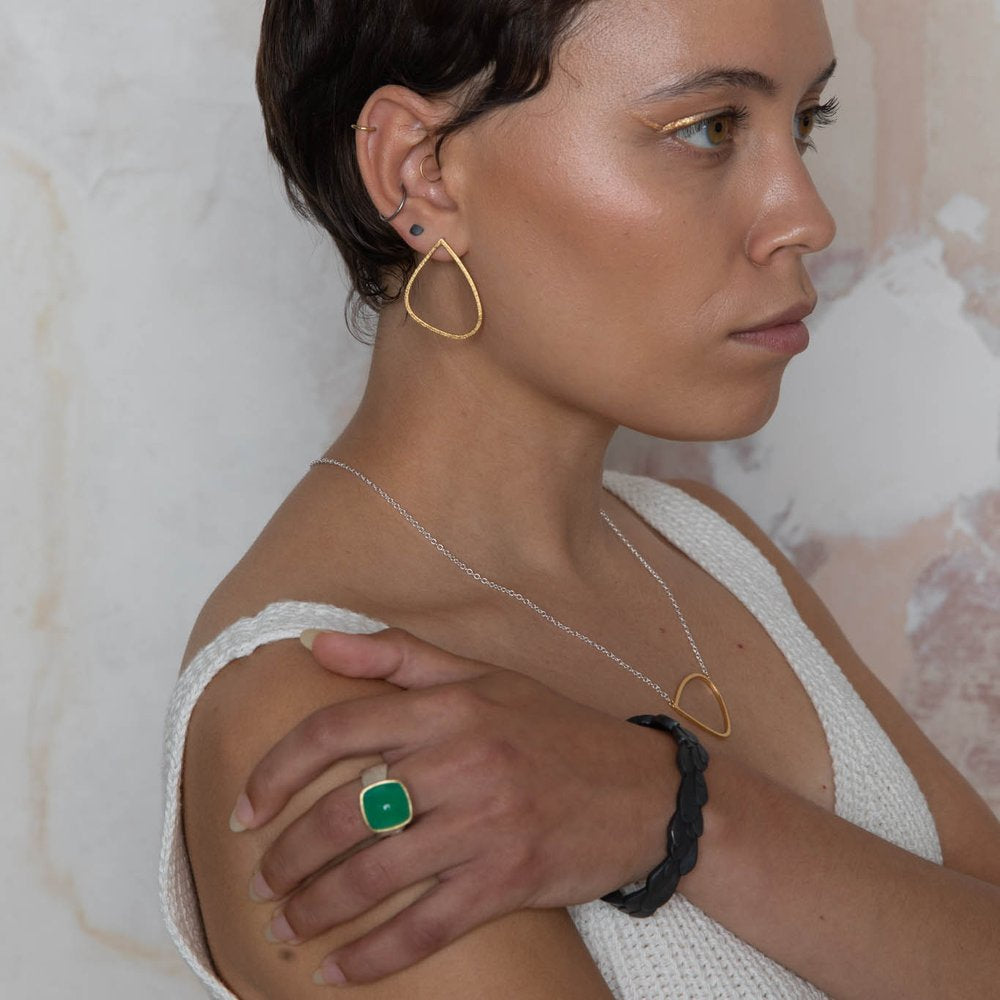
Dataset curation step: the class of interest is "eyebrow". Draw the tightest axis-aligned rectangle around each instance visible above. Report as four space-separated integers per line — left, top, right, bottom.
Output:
641 58 837 103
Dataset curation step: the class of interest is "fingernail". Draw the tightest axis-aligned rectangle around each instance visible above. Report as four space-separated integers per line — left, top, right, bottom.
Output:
313 958 347 986
229 793 254 833
249 870 275 902
265 912 299 945
300 629 322 651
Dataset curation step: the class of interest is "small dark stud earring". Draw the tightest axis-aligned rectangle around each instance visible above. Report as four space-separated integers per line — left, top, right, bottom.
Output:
409 224 425 236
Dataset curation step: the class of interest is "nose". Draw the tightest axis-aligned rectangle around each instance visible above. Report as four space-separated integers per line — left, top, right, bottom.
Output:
744 151 837 265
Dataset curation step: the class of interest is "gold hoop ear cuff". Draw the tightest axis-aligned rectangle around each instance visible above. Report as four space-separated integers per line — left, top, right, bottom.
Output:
404 238 483 341
419 154 440 182
351 123 377 132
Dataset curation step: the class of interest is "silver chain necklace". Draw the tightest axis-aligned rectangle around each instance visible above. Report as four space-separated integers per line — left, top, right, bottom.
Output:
311 458 732 738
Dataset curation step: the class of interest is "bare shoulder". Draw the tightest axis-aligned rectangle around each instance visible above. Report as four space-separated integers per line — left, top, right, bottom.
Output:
667 478 1000 882
179 475 355 671
180 469 487 672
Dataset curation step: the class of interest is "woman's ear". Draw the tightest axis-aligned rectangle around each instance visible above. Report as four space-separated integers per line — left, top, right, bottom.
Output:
353 86 469 257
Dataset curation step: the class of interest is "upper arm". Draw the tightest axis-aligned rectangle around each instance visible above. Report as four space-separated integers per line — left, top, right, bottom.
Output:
669 478 1000 886
182 637 613 999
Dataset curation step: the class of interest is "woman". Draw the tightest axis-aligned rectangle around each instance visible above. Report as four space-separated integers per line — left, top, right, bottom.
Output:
160 0 1000 997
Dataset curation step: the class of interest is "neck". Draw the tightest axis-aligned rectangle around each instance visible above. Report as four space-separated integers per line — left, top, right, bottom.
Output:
325 306 620 578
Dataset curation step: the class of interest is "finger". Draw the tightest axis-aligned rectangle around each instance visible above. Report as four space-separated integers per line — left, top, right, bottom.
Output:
234 684 491 831
301 627 494 687
251 779 372 904
271 812 469 946
233 691 429 832
253 746 453 902
312 873 499 986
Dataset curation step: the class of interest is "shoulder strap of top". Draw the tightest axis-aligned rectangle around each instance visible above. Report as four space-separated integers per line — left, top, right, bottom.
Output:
602 471 941 863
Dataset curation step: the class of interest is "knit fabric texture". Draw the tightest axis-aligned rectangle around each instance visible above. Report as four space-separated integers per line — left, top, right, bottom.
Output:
159 472 941 999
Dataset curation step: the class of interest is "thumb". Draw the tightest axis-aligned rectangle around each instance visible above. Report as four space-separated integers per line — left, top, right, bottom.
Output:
300 627 493 688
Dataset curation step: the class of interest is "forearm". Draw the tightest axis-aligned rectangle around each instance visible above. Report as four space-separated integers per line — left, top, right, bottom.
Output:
680 752 1000 1000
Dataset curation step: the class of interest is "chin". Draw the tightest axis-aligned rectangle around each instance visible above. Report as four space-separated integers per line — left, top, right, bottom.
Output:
725 392 783 440
625 384 784 443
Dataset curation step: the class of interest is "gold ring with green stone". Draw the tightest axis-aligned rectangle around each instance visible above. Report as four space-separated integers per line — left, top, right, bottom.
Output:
359 763 414 835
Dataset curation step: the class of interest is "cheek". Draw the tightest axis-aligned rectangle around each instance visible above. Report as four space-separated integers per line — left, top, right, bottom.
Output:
472 135 743 357
463 128 781 438
500 125 742 290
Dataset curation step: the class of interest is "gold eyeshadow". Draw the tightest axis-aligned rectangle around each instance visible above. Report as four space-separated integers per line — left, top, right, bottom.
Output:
632 111 714 135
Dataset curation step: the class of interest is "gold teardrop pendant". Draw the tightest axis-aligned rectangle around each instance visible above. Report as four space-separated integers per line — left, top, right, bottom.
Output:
403 237 483 341
671 673 732 739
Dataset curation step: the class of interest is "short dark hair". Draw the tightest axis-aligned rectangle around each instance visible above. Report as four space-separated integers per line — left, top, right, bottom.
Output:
256 0 593 338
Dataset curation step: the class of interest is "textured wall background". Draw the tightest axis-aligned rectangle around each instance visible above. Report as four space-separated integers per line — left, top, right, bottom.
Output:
2 2 997 996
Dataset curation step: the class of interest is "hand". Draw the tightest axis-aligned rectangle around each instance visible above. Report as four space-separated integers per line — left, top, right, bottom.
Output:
231 628 677 984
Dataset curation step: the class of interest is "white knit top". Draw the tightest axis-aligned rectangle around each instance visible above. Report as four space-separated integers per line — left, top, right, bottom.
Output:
160 472 942 999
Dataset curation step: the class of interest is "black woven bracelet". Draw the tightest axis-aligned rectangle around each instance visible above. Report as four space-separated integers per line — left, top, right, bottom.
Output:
601 714 710 918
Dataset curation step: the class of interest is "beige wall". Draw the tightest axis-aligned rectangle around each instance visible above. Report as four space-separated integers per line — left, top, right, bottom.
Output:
2 2 997 996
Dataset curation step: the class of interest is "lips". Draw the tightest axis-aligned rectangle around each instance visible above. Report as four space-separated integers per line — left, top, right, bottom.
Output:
732 300 817 336
728 300 816 356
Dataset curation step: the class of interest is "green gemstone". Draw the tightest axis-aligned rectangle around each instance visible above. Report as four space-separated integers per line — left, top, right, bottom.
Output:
360 780 413 833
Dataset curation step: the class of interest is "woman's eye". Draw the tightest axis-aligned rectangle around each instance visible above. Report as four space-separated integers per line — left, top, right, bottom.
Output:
673 113 737 149
655 98 837 155
797 109 817 141
796 97 839 150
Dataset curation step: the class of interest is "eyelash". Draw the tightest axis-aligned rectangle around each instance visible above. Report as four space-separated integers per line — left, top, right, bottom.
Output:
797 96 840 151
662 96 840 158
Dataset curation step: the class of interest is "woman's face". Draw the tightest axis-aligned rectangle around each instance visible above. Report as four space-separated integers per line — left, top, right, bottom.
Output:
450 0 837 441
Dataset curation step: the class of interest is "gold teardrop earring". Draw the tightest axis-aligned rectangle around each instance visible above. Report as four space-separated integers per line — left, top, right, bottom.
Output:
403 238 483 341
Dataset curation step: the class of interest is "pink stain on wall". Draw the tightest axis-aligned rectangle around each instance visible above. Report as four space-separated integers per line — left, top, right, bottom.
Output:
903 490 1000 813
802 512 953 693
